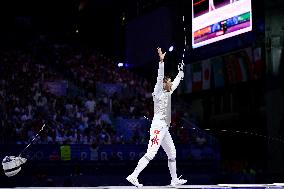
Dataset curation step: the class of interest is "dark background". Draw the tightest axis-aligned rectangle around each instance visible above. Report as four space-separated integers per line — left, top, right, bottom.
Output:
0 0 284 187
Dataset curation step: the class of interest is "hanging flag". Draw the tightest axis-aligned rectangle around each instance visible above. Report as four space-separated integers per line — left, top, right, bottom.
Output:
253 47 265 79
224 48 252 83
184 64 192 93
192 62 202 92
237 56 248 82
232 53 243 82
244 47 254 80
235 48 255 82
202 59 211 90
224 54 237 84
211 56 225 88
236 50 250 82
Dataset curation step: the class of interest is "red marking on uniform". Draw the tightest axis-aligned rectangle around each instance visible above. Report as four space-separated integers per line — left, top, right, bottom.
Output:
154 130 160 134
151 135 159 147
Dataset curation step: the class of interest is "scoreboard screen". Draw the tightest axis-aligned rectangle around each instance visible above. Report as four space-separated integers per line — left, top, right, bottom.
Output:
192 0 252 48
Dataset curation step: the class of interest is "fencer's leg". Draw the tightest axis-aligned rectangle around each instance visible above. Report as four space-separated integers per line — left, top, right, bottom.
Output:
161 129 177 180
131 124 167 177
127 123 167 187
161 129 187 186
131 156 150 178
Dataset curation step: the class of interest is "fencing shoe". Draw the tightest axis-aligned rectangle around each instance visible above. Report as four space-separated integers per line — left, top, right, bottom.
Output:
126 174 143 188
170 175 187 187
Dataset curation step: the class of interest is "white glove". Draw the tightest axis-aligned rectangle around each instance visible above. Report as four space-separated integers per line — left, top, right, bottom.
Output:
179 71 184 80
178 62 184 71
178 63 184 80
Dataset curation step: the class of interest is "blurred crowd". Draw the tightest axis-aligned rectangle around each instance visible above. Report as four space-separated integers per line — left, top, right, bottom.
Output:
0 39 202 146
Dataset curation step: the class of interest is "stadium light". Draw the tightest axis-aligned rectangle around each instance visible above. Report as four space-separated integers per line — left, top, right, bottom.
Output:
117 63 124 67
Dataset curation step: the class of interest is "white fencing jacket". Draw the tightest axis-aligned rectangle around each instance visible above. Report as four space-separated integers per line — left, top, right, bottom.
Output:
152 62 184 126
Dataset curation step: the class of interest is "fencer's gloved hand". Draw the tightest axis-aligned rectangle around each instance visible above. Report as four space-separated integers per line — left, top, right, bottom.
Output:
178 62 184 71
178 62 184 80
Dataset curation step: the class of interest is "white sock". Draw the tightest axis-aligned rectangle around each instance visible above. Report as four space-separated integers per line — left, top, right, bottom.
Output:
131 156 150 178
168 159 177 180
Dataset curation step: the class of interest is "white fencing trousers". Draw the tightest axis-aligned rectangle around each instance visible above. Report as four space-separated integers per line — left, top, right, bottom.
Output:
145 119 176 160
131 119 177 179
209 0 215 11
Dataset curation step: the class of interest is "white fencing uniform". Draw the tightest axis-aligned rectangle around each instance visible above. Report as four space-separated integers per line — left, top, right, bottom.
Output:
129 61 184 182
146 61 183 160
209 0 215 11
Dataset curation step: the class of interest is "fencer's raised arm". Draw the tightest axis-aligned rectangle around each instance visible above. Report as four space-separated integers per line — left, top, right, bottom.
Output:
153 48 166 96
170 62 184 94
153 61 164 96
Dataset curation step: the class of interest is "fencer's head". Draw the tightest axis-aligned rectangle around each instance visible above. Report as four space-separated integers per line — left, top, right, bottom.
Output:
163 76 172 92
